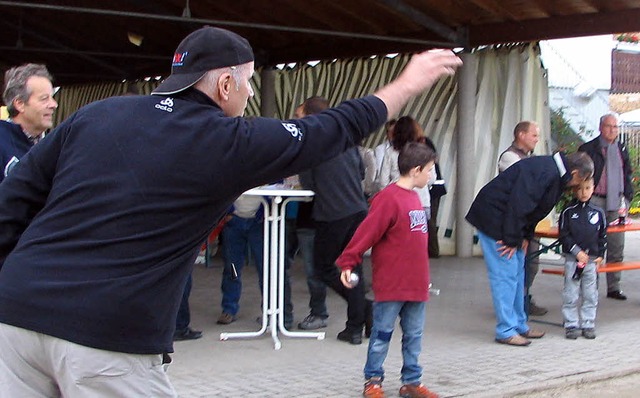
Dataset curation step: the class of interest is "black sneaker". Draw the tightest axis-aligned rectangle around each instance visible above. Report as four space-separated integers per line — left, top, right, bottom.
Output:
606 290 627 300
173 327 203 341
298 314 328 330
337 328 362 345
565 328 580 340
582 328 596 339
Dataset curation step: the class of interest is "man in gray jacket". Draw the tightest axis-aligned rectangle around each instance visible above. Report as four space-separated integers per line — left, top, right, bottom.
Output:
299 96 372 345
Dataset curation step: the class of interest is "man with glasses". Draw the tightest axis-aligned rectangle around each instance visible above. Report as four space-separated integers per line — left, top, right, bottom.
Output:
579 113 633 301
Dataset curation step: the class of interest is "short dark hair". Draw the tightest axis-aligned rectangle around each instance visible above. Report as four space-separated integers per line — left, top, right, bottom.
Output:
3 63 53 117
565 152 594 180
302 96 329 116
398 142 436 175
578 175 594 184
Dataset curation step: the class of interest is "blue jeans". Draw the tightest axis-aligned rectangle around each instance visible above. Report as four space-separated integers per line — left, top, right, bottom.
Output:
220 215 264 316
297 228 328 318
364 301 426 385
478 231 529 339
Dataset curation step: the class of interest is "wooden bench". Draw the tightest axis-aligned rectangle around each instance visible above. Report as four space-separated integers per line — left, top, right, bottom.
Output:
542 261 640 276
537 222 640 276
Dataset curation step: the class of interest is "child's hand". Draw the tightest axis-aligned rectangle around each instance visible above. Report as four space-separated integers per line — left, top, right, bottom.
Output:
576 251 589 264
340 269 354 289
595 257 604 268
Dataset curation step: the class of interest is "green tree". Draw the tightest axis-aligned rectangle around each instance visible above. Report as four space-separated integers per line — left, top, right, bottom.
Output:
550 107 584 213
550 107 583 153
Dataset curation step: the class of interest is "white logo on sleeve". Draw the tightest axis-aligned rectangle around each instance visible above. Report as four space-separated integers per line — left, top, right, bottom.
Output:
4 156 19 177
155 97 174 113
282 123 303 141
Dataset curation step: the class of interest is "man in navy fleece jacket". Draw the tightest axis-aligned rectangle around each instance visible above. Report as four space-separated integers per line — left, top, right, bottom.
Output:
0 26 461 396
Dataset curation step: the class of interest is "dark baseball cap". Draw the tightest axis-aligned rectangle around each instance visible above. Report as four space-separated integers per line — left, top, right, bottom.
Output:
153 26 254 96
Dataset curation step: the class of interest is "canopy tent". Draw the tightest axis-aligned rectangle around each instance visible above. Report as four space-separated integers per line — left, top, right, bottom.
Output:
2 1 636 255
50 43 549 256
1 1 640 86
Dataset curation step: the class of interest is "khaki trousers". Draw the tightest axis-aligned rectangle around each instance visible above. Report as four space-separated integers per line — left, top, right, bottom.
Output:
0 322 177 398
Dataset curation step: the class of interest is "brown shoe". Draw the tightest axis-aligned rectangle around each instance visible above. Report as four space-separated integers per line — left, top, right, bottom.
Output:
528 301 548 316
495 334 531 346
399 383 439 398
521 329 545 339
216 312 236 325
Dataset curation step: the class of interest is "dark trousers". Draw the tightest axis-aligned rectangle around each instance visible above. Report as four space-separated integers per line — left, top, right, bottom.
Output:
314 211 367 332
175 273 192 332
428 196 441 258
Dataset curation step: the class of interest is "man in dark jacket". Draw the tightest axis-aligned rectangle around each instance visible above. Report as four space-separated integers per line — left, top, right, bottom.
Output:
299 97 370 345
0 63 57 183
0 26 462 396
466 152 593 347
578 113 633 301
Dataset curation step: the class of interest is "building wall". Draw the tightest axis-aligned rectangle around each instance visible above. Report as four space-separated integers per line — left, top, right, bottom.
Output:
548 86 610 141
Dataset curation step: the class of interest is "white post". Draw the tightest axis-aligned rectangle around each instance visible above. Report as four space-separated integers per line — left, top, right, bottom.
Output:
456 52 478 258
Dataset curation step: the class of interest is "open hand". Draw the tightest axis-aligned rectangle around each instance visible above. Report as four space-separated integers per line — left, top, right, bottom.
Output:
398 50 463 97
496 240 517 259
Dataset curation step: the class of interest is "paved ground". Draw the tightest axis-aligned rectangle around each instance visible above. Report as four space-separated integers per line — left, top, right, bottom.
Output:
168 233 640 397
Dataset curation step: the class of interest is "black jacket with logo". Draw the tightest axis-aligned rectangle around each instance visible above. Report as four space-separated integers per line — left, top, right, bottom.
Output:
0 88 386 354
559 200 607 258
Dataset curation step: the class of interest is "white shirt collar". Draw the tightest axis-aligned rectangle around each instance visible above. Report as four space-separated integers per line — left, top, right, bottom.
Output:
553 152 566 177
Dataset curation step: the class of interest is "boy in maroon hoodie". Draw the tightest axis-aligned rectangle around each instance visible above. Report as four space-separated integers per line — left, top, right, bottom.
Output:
337 142 438 398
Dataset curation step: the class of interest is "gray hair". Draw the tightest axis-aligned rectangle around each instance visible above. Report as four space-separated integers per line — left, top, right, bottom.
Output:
196 64 250 94
565 151 594 180
3 63 53 118
599 113 619 126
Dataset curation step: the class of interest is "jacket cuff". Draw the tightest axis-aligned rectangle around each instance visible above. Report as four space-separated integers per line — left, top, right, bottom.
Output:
570 244 582 257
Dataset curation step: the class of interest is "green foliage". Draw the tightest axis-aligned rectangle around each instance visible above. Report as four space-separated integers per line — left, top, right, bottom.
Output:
550 107 583 153
550 107 582 213
549 108 640 214
628 145 640 209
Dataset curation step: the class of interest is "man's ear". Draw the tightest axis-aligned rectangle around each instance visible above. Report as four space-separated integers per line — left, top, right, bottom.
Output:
12 98 25 114
216 72 233 102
